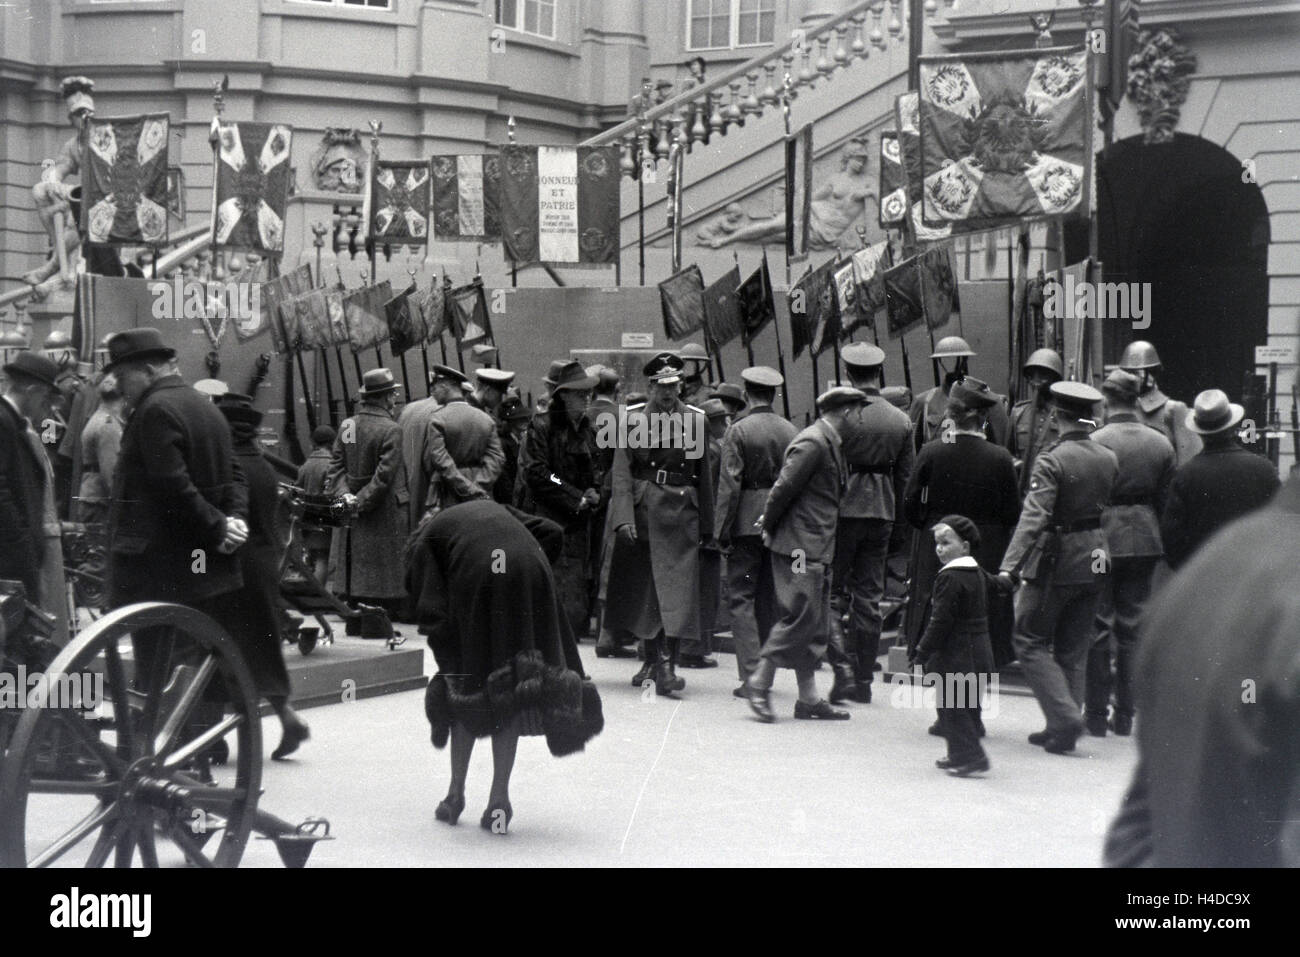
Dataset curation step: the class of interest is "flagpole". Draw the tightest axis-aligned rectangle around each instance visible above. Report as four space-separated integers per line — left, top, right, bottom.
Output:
311 222 341 427
736 251 756 367
763 248 792 420
857 225 881 348
884 235 913 393
366 120 382 373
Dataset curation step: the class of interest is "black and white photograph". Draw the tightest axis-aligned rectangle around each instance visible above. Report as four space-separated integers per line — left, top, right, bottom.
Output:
0 0 1294 936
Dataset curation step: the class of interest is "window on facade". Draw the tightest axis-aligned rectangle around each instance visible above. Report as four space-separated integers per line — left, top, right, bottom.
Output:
688 0 775 50
286 0 393 9
495 0 557 39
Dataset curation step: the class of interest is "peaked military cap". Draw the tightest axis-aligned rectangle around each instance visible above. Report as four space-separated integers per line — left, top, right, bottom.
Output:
644 351 686 385
475 367 516 389
740 366 783 389
430 364 469 385
841 342 886 368
1049 381 1103 417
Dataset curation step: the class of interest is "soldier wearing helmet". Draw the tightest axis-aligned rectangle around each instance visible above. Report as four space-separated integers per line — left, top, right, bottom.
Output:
1119 340 1202 466
676 342 714 410
908 336 1009 452
1007 349 1064 498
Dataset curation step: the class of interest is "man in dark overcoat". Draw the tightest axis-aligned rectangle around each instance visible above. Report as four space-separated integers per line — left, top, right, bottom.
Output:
607 352 715 695
998 382 1118 755
1159 389 1280 571
714 367 796 694
747 387 865 723
327 368 409 604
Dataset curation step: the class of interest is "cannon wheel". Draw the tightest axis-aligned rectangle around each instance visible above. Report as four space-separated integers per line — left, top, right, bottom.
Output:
0 603 262 868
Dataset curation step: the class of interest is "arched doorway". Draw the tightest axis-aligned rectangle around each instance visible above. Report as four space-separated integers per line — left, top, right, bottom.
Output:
1096 132 1270 404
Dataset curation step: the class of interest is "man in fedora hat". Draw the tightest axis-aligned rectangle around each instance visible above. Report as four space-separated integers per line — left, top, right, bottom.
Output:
1084 369 1177 738
998 382 1118 756
714 366 797 694
709 382 746 418
420 363 504 517
521 360 601 636
1 350 67 635
607 352 715 694
830 342 914 704
102 327 250 624
326 368 410 605
747 387 866 723
1160 389 1279 571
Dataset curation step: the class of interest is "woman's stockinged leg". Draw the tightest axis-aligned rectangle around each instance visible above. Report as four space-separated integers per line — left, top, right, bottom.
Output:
488 724 519 805
448 722 475 800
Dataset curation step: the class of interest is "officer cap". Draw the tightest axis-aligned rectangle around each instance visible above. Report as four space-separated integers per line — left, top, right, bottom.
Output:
841 342 886 369
740 366 783 389
214 392 263 426
1120 340 1161 371
931 335 975 359
193 378 230 399
430 364 469 385
644 351 686 385
469 343 499 364
1100 369 1141 403
475 368 516 389
1023 348 1064 380
949 376 1000 411
1049 381 1103 417
816 386 868 415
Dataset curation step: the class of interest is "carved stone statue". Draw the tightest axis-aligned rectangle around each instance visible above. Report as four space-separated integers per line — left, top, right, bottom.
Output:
24 77 93 299
696 137 876 251
309 128 367 193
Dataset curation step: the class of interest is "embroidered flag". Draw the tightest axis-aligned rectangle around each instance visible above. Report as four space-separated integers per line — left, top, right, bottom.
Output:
371 160 431 245
878 132 906 229
786 124 814 262
789 258 836 359
851 241 890 331
917 47 1091 229
280 289 332 352
883 245 961 337
703 265 744 349
736 252 776 347
447 280 492 350
895 93 952 244
431 154 501 242
385 282 424 356
249 263 312 347
212 120 293 253
833 258 861 342
659 264 707 341
810 259 841 357
498 145 620 264
80 113 170 246
419 280 447 339
342 281 393 353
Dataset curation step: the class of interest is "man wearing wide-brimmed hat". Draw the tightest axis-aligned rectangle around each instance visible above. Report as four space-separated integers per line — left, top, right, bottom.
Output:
326 368 410 605
1159 388 1279 571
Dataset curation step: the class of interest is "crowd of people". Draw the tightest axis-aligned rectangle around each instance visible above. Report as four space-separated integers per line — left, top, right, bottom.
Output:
0 325 1289 832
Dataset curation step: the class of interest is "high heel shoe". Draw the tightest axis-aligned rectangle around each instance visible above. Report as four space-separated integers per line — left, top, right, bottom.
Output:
271 720 311 761
435 794 465 825
480 800 513 834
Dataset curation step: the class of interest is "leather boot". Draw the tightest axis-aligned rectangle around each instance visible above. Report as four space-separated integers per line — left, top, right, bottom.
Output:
630 646 655 687
828 662 857 705
654 637 685 695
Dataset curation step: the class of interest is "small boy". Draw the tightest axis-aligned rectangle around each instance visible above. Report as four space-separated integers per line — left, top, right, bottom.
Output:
296 425 336 583
912 514 995 777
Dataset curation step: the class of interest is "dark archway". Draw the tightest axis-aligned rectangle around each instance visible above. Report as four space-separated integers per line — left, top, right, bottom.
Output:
1094 132 1270 404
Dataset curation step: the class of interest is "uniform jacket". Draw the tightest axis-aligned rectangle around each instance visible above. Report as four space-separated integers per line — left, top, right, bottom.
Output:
421 398 504 512
588 395 620 482
1137 387 1202 467
762 417 844 565
839 389 913 521
1104 474 1300 867
397 395 440 528
0 397 50 597
915 557 994 679
714 404 797 541
1090 414 1175 559
77 406 124 508
999 432 1118 586
1007 397 1058 498
1159 438 1280 570
107 374 248 606
327 401 409 599
522 408 600 528
910 384 1009 452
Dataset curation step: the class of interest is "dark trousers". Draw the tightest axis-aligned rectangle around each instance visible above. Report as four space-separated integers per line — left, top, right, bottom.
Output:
762 553 831 672
830 517 892 682
554 526 591 637
938 703 985 764
1011 580 1099 733
725 535 776 681
1086 556 1157 720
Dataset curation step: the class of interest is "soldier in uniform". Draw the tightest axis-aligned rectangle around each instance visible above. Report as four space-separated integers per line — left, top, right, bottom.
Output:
397 370 443 529
493 395 532 506
998 382 1118 755
420 364 504 516
1007 348 1063 499
1119 340 1202 466
591 367 640 660
684 397 730 667
715 367 797 695
747 387 866 723
607 352 715 695
1085 370 1176 737
829 343 914 704
677 342 714 409
521 360 601 637
469 367 515 417
909 336 1010 452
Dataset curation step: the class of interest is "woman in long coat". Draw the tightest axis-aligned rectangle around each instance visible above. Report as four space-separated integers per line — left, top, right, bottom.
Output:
902 383 1020 663
407 500 603 834
327 370 409 604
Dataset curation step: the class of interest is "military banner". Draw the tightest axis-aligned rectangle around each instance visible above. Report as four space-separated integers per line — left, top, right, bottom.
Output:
736 253 776 347
447 280 492 350
883 245 961 337
385 282 425 355
878 131 906 229
659 264 706 341
249 263 312 347
785 124 814 262
419 279 448 339
431 154 501 242
212 120 293 254
498 144 620 264
371 160 431 244
917 47 1091 229
703 265 744 349
895 92 952 244
342 281 393 353
80 113 170 246
848 240 890 337
789 258 836 359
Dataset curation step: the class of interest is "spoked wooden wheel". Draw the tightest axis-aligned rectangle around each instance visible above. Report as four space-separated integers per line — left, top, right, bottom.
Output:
0 603 262 868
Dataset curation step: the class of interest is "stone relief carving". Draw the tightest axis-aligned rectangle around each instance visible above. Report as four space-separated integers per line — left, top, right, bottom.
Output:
308 127 367 193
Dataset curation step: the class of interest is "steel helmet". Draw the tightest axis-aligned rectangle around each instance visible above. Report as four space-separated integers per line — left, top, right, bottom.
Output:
1023 348 1064 380
931 336 975 360
1120 340 1161 371
43 330 72 350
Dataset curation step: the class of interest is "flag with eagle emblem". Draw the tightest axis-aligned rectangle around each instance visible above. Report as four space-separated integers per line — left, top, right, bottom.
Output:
371 160 431 244
212 120 293 253
81 113 170 246
917 47 1092 230
895 93 952 244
